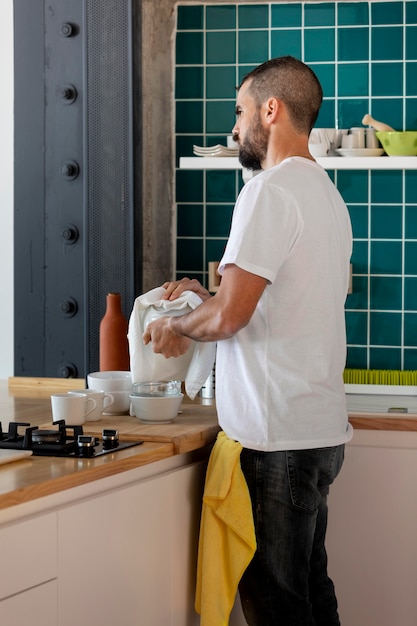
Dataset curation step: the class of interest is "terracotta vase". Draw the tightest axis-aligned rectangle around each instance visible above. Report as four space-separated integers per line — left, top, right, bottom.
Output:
99 293 130 371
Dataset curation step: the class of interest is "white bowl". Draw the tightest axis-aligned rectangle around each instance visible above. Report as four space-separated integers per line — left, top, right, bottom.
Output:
87 371 132 392
129 393 184 424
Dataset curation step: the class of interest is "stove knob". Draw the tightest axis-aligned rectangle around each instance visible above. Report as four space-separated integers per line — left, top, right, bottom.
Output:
102 429 119 449
77 435 97 457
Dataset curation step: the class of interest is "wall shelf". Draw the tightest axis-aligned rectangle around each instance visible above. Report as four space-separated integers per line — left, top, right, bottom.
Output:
179 156 417 170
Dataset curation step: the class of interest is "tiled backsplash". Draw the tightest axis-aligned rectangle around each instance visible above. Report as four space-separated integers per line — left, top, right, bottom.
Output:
175 1 417 371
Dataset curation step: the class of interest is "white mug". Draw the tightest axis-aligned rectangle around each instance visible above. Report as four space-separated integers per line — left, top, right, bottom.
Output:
68 389 114 422
102 390 131 415
349 127 366 149
51 393 96 426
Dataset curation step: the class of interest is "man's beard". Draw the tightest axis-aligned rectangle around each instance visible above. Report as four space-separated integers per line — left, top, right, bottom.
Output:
238 114 269 171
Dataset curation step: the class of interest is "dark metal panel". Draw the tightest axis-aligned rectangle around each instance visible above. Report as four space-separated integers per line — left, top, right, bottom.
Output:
13 0 46 376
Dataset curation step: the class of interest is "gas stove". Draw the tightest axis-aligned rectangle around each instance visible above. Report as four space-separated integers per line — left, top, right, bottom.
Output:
0 420 143 458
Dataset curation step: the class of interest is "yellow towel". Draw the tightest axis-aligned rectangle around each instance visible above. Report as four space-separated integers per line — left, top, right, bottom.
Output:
195 431 256 625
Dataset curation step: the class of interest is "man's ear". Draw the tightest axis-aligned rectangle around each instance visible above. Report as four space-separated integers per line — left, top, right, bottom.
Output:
264 97 280 125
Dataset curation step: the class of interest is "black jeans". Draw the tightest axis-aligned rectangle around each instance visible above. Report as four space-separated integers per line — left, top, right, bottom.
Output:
238 445 345 626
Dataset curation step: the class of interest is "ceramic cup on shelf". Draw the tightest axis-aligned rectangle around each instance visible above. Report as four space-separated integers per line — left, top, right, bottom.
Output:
349 127 366 149
68 389 114 422
50 393 96 426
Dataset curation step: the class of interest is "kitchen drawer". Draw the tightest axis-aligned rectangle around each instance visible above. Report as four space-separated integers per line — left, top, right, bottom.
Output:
0 579 58 626
0 512 57 600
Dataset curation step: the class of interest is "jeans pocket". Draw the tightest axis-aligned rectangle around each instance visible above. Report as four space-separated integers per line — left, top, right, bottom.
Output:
286 446 344 512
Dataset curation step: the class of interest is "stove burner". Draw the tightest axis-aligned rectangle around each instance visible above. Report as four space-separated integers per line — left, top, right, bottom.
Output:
0 420 142 458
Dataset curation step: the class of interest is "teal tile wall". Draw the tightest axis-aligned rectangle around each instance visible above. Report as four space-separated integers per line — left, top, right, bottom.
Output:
175 1 417 371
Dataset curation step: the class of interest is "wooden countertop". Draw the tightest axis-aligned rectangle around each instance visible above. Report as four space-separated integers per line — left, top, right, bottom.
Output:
2 377 417 513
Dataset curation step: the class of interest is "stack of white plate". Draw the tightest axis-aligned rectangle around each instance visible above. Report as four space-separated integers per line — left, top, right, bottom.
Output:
193 144 239 157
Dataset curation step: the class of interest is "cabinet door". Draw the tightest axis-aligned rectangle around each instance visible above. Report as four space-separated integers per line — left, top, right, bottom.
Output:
58 461 207 626
0 512 57 600
0 580 58 626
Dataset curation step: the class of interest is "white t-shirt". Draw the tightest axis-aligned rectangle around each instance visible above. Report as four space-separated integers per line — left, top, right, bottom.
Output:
216 157 353 452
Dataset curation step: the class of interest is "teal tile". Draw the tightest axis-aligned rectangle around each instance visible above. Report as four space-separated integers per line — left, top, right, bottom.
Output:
304 28 335 62
271 3 302 27
406 62 417 96
176 239 204 272
238 30 269 64
371 205 403 239
304 2 335 27
406 26 417 60
372 62 403 97
370 312 402 346
238 5 269 29
206 5 236 30
175 67 204 99
176 32 203 65
346 311 368 344
346 347 368 369
176 271 205 285
337 170 369 203
238 64 258 85
371 26 403 61
175 135 203 162
206 204 233 237
371 98 403 131
337 98 369 128
338 2 369 26
348 204 369 238
405 206 417 239
405 100 417 130
369 347 401 369
405 171 417 203
206 66 237 99
370 276 402 310
338 27 369 61
177 205 204 237
404 313 417 346
371 170 403 203
405 241 417 274
371 1 403 25
371 241 402 274
310 64 335 97
176 170 204 203
316 99 336 127
270 29 302 59
404 278 417 310
206 170 237 203
206 101 236 134
406 1 417 24
338 63 369 97
345 275 369 310
206 32 236 64
177 5 203 30
350 240 369 273
206 239 228 263
176 101 203 133
404 349 417 369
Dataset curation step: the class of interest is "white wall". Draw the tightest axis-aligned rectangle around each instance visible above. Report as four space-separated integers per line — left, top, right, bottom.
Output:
0 0 14 378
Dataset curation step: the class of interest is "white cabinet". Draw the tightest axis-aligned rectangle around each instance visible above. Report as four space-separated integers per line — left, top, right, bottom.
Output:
58 459 207 626
1 580 58 626
326 430 417 626
0 512 58 625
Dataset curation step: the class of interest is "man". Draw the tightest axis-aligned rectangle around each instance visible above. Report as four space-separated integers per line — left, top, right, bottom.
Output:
143 56 352 625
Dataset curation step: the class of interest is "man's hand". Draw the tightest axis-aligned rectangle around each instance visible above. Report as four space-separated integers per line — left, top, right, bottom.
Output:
142 316 192 358
161 277 211 302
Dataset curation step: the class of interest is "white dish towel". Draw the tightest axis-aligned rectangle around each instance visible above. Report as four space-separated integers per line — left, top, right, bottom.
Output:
128 286 216 400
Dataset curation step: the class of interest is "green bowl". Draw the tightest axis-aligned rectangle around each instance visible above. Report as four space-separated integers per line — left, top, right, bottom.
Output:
375 131 417 156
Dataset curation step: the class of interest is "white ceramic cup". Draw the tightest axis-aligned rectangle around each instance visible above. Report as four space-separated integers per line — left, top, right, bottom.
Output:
350 127 366 149
342 133 360 149
51 393 96 426
102 390 131 415
68 389 114 422
365 127 379 148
